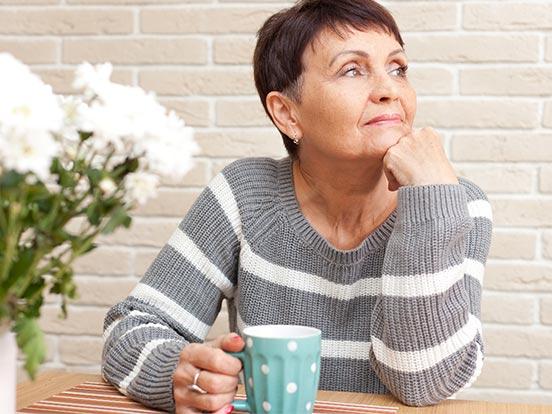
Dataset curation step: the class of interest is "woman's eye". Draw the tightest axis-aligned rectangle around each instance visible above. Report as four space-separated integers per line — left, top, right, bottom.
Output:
390 65 409 78
343 66 360 77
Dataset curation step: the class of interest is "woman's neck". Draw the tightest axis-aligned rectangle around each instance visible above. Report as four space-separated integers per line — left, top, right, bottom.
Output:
292 156 397 248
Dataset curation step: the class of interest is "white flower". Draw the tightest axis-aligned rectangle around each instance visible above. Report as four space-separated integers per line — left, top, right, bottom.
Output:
124 172 159 205
0 53 63 133
0 126 60 181
99 177 117 197
73 62 113 98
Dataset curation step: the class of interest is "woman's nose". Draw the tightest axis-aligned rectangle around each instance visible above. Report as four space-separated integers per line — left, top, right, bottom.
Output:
370 72 400 103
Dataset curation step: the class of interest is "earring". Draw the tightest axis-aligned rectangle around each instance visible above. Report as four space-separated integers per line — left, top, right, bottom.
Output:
292 132 299 145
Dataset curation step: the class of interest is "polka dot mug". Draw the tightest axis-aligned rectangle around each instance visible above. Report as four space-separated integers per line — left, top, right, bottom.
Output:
227 325 321 414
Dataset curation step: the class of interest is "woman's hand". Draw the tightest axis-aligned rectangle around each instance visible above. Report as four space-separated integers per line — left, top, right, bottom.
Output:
173 333 245 414
382 127 459 191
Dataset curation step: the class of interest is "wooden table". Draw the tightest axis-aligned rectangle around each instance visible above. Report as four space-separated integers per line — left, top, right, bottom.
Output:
17 371 552 414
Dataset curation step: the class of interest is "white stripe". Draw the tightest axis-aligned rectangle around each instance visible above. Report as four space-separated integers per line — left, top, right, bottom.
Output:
464 258 485 285
237 313 372 360
168 228 235 298
243 240 483 299
321 339 372 360
102 310 156 342
118 338 173 393
371 313 482 373
119 323 171 341
240 240 381 300
130 283 210 339
468 199 493 221
208 173 242 240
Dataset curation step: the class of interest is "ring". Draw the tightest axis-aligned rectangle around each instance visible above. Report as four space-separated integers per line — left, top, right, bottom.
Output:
188 369 208 394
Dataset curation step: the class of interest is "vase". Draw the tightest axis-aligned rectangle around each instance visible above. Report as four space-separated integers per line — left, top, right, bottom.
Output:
0 324 16 414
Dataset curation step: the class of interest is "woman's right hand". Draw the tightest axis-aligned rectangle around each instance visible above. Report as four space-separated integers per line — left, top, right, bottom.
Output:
173 333 245 414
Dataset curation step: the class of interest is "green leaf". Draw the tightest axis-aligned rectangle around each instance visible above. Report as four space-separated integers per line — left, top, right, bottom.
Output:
2 248 34 291
85 202 101 226
86 169 102 186
101 207 131 235
14 317 46 379
79 131 93 142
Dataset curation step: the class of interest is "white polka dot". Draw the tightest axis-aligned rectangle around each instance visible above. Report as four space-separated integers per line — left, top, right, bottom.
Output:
287 340 298 352
261 364 270 375
263 401 271 412
248 377 254 388
286 382 297 394
246 338 253 348
310 363 317 373
306 402 312 411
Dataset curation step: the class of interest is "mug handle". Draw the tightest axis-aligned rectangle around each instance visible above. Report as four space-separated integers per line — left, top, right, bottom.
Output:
226 351 251 413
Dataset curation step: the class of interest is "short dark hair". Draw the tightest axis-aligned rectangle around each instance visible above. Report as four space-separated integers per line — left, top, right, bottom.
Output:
253 0 404 159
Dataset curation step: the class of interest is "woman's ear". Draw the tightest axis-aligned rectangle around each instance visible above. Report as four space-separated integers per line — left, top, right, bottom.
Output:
265 91 302 139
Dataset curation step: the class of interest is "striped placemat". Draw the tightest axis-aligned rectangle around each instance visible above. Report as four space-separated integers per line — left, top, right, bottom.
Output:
19 381 399 414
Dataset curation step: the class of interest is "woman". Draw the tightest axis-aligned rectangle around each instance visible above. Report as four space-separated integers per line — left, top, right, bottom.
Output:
102 0 493 412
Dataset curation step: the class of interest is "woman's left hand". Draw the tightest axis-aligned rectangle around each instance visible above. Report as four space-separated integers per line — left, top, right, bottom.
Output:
382 127 459 191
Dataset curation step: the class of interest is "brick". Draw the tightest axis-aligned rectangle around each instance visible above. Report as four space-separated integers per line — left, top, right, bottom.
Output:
133 188 200 217
460 68 552 96
69 0 207 3
491 198 552 227
541 362 552 389
212 159 239 177
544 100 552 128
386 3 457 32
547 37 552 62
485 327 552 357
539 166 552 193
0 0 57 3
542 232 552 260
63 38 207 65
481 294 536 324
417 101 539 130
474 359 534 389
403 34 538 63
139 68 255 96
34 68 133 95
0 40 57 64
216 99 271 127
0 9 132 35
73 246 132 276
70 276 136 306
488 231 536 260
541 298 552 325
484 263 552 292
455 165 534 194
456 389 552 405
408 67 454 95
160 158 210 187
213 36 255 64
195 129 287 158
451 133 551 162
39 306 106 335
133 248 159 277
98 218 179 247
158 99 210 128
464 3 552 31
141 7 280 34
59 337 103 365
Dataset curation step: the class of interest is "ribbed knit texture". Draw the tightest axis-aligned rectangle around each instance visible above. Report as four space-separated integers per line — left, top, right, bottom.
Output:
102 157 493 411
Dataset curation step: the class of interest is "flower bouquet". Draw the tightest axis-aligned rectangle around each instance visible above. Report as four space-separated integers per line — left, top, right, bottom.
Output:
0 53 198 379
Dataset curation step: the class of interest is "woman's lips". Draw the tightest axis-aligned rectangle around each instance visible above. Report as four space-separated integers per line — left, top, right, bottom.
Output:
366 118 402 127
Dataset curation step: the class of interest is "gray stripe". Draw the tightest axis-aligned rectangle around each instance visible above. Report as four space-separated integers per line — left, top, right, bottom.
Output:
142 244 225 326
319 357 389 394
179 187 240 282
369 333 483 406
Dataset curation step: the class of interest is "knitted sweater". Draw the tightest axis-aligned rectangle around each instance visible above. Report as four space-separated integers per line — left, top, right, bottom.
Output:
102 156 493 411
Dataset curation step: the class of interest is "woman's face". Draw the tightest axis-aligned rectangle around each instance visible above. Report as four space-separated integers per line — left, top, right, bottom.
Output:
294 27 416 162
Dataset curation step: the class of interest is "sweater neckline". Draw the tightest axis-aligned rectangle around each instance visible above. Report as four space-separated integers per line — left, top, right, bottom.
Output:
277 157 397 265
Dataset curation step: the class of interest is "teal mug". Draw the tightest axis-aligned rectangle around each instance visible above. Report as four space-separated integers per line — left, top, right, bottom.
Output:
227 325 321 414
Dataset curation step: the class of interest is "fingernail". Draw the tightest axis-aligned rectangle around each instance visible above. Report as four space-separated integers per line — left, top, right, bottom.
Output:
225 405 234 414
230 333 241 341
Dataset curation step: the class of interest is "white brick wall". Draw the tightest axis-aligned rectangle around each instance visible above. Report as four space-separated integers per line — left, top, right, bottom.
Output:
4 0 552 405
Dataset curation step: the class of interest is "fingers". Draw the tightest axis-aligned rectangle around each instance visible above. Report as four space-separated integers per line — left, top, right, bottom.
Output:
209 333 245 353
182 343 242 376
187 391 235 413
196 369 240 394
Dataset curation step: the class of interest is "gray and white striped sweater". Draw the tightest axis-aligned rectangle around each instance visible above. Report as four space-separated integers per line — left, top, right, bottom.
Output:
102 156 493 411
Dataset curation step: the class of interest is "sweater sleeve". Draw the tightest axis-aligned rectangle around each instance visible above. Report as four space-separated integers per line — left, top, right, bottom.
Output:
101 171 242 412
368 178 493 407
